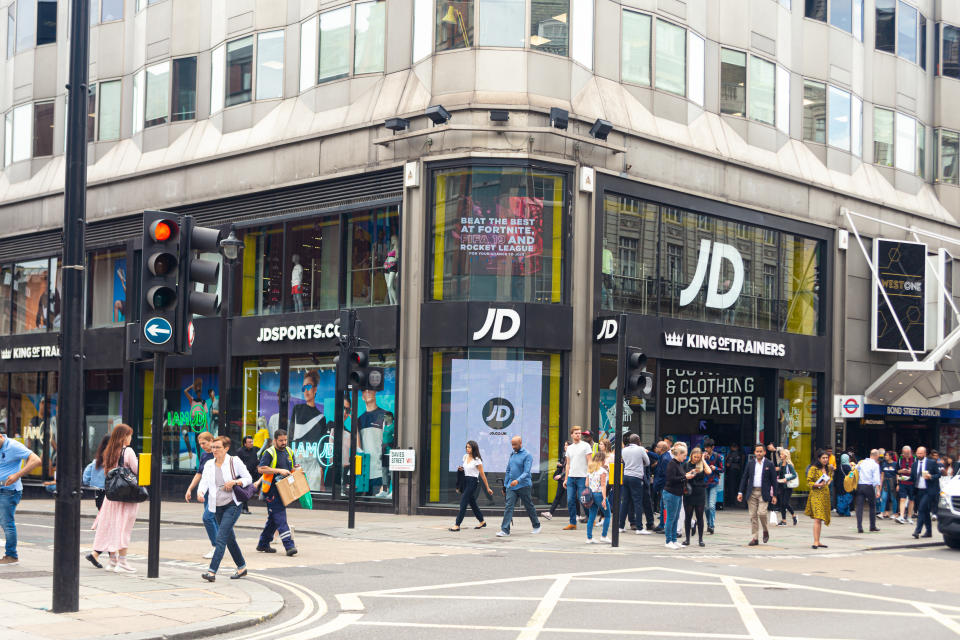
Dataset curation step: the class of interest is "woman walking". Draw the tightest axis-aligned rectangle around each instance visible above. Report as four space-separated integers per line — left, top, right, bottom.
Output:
87 424 140 573
199 436 252 581
805 449 833 549
682 447 711 546
663 442 691 550
776 448 798 526
450 441 493 531
585 451 611 543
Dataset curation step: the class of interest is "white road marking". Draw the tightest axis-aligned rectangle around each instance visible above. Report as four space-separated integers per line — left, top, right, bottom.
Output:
913 602 960 636
722 576 771 640
516 575 570 640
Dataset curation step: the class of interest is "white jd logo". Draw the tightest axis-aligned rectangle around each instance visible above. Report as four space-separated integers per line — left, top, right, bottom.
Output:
485 405 512 422
473 308 521 341
679 240 744 310
596 318 618 341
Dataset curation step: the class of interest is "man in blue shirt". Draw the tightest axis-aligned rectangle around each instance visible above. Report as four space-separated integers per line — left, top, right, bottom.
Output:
653 442 672 533
497 436 541 537
0 432 42 564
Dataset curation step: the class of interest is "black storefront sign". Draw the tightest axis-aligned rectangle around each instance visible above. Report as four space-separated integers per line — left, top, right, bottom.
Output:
232 307 399 356
872 238 926 353
420 302 573 349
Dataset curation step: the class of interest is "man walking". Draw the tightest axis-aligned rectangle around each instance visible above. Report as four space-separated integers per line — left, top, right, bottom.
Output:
911 446 940 539
653 441 672 532
896 446 915 524
703 439 724 534
256 429 298 556
497 436 541 537
619 434 652 535
0 432 41 564
562 426 592 530
737 443 777 546
855 449 882 533
237 435 261 514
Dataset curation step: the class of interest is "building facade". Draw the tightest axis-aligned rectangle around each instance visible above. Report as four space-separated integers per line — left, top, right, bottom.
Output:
2 0 960 510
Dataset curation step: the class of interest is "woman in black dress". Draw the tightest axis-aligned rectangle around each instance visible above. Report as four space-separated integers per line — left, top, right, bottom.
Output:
682 447 712 547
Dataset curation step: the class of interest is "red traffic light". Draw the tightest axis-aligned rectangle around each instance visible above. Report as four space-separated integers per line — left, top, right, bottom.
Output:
149 219 179 243
350 350 369 368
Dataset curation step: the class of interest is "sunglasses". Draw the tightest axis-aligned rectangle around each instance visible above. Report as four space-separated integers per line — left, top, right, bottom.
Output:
301 384 316 392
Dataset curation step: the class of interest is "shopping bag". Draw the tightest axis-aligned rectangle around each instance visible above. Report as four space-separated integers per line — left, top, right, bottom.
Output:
299 491 314 510
768 509 779 525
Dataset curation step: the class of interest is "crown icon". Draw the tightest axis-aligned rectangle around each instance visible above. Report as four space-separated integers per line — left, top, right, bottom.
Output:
0 349 10 359
663 332 683 347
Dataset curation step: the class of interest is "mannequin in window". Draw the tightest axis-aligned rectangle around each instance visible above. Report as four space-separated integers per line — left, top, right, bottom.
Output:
291 253 304 313
384 237 398 305
601 248 614 310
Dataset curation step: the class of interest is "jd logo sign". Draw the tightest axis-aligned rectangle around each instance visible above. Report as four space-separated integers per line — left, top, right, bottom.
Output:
473 308 521 341
594 318 618 342
482 397 515 430
679 240 745 310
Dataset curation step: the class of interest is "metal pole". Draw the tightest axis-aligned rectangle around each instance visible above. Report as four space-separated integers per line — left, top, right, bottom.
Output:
610 313 627 548
348 385 359 529
147 351 167 578
52 0 91 614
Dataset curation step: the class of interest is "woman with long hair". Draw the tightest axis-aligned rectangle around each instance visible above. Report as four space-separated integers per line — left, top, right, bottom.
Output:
585 451 611 543
805 449 833 549
663 442 690 550
682 446 711 547
776 448 798 526
87 424 140 572
450 441 493 531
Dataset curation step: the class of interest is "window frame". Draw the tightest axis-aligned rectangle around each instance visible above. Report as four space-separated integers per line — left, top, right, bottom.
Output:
875 0 925 66
97 78 122 141
937 128 960 185
32 99 54 157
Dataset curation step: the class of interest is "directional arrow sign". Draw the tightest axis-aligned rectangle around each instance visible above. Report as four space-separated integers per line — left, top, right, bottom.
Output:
144 317 173 345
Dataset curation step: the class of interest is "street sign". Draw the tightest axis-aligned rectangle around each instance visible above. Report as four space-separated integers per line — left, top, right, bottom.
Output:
144 317 173 345
389 448 416 472
187 320 195 348
834 394 864 419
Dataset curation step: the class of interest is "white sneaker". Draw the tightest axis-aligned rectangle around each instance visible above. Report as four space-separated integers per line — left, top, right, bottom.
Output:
907 518 915 524
577 516 587 523
203 548 215 559
664 542 673 549
540 512 553 521
637 528 652 535
496 531 509 537
932 514 938 521
600 536 611 543
619 528 626 533
115 562 136 573
531 527 541 535
587 538 599 544
670 541 682 550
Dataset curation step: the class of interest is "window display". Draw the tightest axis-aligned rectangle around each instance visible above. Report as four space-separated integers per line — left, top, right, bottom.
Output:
347 207 399 307
87 247 126 327
12 257 58 334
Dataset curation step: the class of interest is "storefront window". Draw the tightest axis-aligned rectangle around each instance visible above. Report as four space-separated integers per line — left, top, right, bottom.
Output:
285 216 340 313
241 358 282 444
781 235 821 335
145 367 219 474
778 370 817 490
9 371 55 479
596 355 656 445
0 265 12 334
347 206 399 307
425 348 562 506
240 222 285 316
87 247 127 327
12 257 56 334
431 165 567 303
85 370 123 466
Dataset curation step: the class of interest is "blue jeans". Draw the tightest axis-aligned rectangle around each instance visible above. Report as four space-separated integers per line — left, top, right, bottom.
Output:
705 485 718 528
501 486 539 534
202 495 219 547
619 476 644 529
662 491 682 544
209 503 245 574
587 492 610 539
0 490 21 558
566 477 586 524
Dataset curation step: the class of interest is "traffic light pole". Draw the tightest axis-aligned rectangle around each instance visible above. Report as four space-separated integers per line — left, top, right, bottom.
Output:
348 385 359 529
610 313 627 549
52 0 91 614
147 351 166 578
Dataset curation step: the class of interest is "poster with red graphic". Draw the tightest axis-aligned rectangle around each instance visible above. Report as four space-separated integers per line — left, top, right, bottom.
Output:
455 196 544 275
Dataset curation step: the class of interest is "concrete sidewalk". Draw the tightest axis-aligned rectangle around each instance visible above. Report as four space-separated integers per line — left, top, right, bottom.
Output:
0 542 283 640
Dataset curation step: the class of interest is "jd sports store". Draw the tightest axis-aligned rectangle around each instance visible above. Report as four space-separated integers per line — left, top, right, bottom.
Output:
593 176 832 491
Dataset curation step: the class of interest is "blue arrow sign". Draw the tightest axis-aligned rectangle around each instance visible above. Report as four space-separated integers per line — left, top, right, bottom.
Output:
144 317 173 345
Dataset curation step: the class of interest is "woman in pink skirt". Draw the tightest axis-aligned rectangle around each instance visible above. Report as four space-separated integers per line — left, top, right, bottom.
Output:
87 424 140 573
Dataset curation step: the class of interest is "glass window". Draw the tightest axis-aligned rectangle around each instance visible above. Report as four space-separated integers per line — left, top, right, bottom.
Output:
941 24 959 79
16 0 35 53
347 206 399 308
37 0 55 45
3 112 10 166
413 0 432 61
851 94 862 156
829 0 851 32
0 265 13 334
319 7 350 82
226 36 253 107
144 60 169 128
802 80 826 143
720 48 746 116
655 19 685 96
10 372 50 478
284 215 341 313
13 259 52 334
156 368 219 473
895 111 916 172
478 0 524 47
354 1 385 74
601 195 657 313
210 44 225 113
7 4 14 59
132 69 143 134
101 0 122 22
827 85 850 151
98 79 121 141
238 221 285 316
571 0 592 69
621 11 651 86
171 57 197 121
32 100 53 156
530 0 568 56
431 166 567 303
299 16 318 91
917 121 925 178
748 56 775 125
920 14 926 69
256 30 284 99
876 0 896 53
12 102 31 162
898 1 917 63
805 0 826 21
940 129 960 185
776 65 790 134
86 247 126 327
687 31 704 106
778 370 818 489
873 107 894 166
781 236 820 336
853 0 863 40
86 84 96 141
436 0 473 51
84 370 123 468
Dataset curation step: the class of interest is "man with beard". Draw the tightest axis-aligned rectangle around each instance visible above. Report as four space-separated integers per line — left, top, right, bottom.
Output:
289 370 327 491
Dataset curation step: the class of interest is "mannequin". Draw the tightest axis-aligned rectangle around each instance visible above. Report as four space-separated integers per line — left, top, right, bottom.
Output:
384 237 398 305
291 254 304 312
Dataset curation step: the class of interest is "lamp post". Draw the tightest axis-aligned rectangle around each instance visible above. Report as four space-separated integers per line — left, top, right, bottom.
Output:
219 229 244 445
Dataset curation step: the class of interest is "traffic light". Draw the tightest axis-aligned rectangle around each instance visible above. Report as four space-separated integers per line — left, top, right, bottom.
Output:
176 216 223 353
140 211 181 353
624 348 653 397
348 347 385 391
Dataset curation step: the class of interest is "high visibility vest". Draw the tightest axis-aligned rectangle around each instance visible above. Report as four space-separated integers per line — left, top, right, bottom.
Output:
261 446 296 494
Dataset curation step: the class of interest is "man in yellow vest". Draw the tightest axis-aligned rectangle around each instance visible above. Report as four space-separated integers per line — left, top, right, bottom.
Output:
256 429 298 556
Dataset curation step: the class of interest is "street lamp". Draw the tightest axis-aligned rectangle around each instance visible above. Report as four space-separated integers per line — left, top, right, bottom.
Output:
219 229 244 262
218 227 244 454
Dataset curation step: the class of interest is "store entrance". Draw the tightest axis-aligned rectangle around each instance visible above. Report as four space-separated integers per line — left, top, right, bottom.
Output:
844 420 937 458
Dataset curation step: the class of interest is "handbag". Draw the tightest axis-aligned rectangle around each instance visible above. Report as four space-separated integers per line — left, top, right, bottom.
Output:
104 447 149 503
768 509 779 525
787 464 799 489
227 456 258 502
455 467 465 494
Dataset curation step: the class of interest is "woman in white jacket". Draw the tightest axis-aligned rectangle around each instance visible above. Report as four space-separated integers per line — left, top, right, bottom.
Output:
199 436 253 581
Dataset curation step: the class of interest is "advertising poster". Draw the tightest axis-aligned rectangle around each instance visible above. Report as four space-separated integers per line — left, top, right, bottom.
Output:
447 359 542 473
872 238 926 352
171 372 219 470
455 196 545 275
113 258 126 323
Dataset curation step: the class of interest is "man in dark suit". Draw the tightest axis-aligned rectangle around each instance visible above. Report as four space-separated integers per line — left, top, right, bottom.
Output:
910 446 941 539
737 443 778 545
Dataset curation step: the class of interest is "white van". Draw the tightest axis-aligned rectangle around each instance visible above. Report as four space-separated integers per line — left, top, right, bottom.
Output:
939 473 960 549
